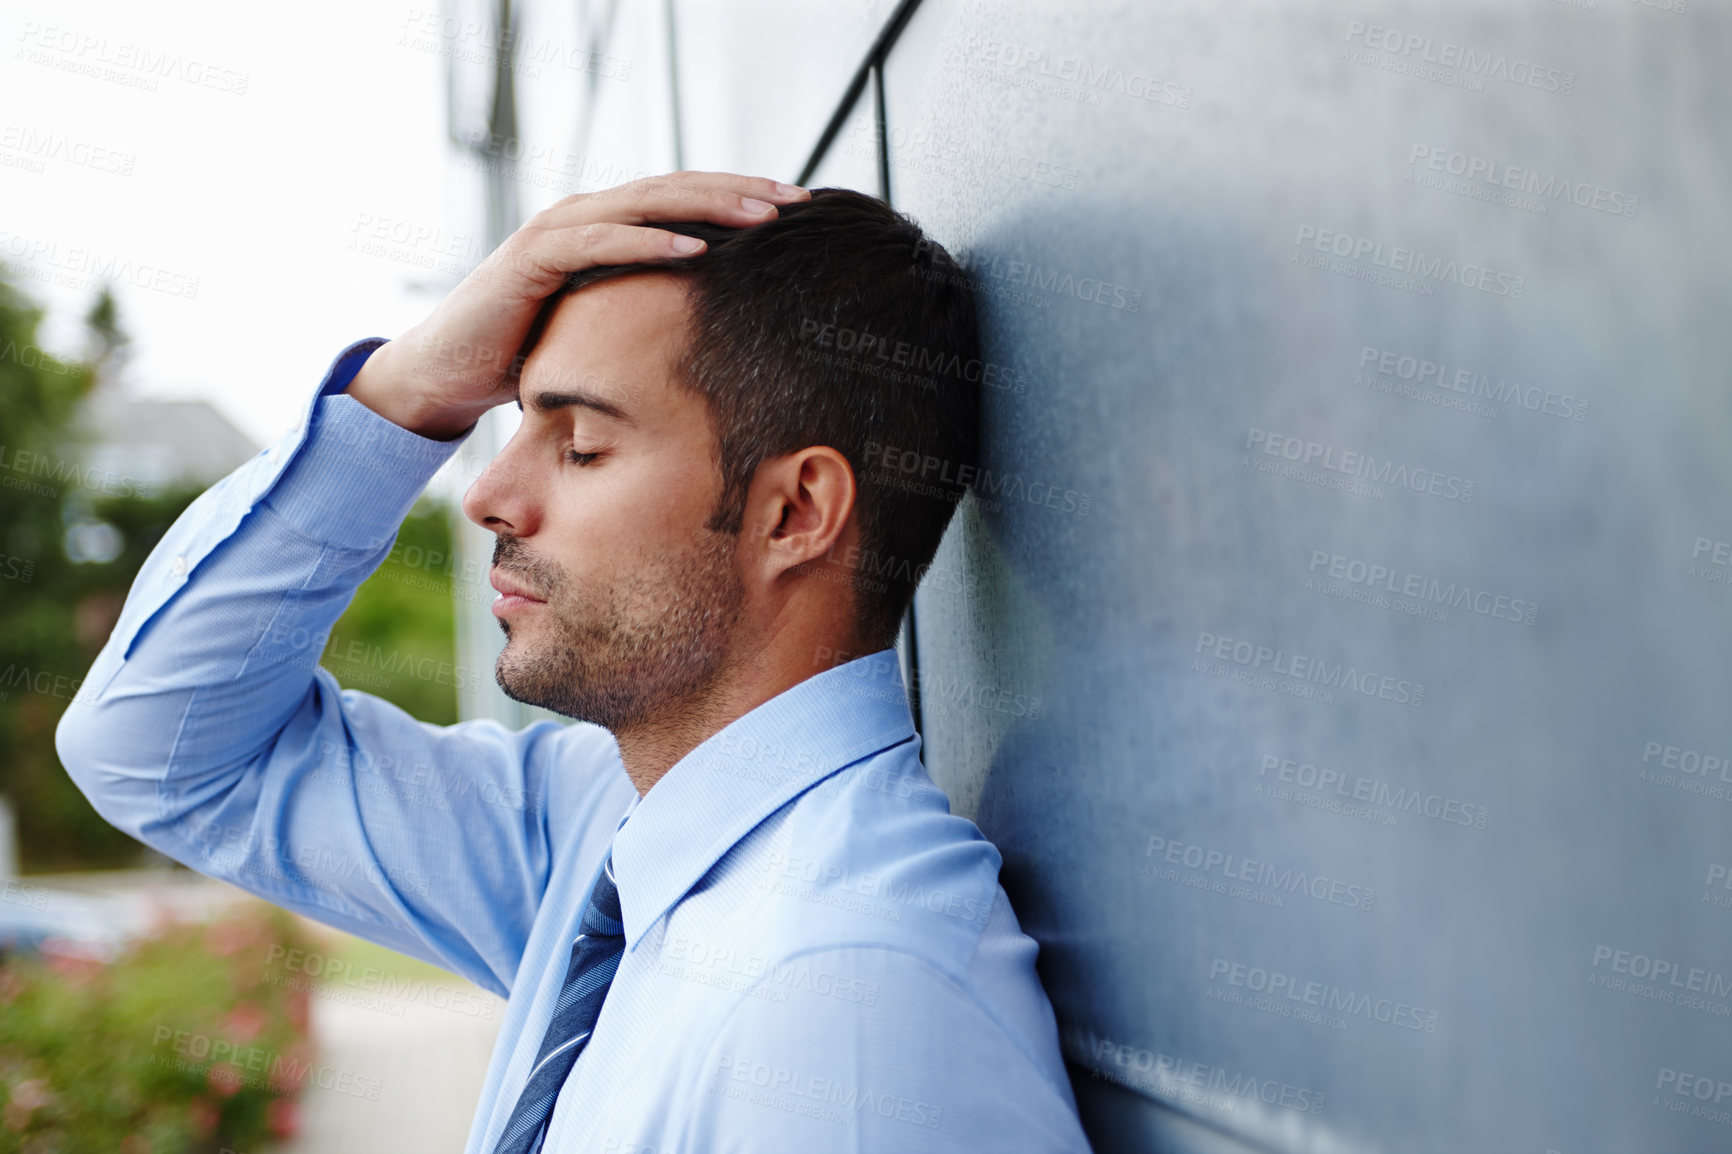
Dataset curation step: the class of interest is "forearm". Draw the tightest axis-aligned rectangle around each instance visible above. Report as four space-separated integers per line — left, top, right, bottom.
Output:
57 339 457 807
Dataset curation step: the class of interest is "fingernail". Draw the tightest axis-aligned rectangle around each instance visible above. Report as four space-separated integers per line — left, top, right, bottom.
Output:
672 235 705 253
741 196 775 214
774 182 805 197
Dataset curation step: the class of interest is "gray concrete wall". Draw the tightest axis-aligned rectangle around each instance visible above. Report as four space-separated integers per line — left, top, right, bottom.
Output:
862 2 1732 1151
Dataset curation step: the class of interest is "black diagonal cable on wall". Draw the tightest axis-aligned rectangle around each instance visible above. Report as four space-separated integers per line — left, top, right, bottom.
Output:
796 0 925 186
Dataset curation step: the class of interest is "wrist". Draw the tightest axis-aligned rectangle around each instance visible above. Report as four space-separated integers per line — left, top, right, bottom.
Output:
345 341 479 441
266 392 467 552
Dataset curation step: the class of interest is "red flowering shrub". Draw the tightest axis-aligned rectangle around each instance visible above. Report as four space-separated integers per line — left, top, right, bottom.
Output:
0 901 316 1151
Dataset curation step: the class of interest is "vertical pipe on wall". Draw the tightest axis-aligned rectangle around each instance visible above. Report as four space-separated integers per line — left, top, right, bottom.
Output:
664 0 684 171
448 0 533 725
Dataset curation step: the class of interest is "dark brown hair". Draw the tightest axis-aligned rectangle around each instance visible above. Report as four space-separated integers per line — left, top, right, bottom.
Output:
542 187 981 648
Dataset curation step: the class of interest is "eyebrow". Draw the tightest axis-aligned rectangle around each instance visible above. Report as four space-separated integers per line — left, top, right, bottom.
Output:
515 388 634 425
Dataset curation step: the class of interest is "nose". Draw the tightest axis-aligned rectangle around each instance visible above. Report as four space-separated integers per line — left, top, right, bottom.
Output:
462 433 538 536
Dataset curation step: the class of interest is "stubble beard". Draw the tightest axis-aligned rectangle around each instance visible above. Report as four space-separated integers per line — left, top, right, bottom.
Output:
491 529 745 734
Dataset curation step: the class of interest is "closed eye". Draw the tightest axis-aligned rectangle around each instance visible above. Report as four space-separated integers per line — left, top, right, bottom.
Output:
565 449 602 466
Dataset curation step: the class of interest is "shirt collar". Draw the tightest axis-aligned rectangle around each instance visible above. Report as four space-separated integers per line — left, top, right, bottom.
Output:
608 648 916 948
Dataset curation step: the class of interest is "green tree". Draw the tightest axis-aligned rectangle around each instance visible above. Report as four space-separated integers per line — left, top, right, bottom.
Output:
0 273 158 870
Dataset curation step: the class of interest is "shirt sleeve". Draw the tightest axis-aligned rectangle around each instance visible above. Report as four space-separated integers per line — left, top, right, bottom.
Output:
678 946 1093 1153
55 339 635 998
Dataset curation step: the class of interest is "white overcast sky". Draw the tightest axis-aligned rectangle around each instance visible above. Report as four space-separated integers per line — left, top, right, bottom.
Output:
2 0 461 448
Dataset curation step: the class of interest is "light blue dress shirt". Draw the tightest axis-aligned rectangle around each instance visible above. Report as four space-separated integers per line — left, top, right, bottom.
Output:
56 339 1092 1153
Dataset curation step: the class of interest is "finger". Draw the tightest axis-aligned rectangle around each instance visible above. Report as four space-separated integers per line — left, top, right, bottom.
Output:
489 220 720 297
538 171 809 231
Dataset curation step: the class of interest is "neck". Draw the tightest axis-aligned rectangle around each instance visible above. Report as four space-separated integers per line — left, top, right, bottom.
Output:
613 684 742 795
613 627 878 795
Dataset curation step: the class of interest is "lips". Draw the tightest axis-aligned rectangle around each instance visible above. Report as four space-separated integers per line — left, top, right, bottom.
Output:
489 569 546 603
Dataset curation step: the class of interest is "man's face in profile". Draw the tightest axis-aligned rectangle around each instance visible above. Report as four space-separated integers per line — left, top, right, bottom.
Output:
461 272 745 733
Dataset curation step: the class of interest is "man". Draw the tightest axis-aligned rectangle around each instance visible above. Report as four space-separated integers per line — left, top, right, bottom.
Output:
58 172 1088 1152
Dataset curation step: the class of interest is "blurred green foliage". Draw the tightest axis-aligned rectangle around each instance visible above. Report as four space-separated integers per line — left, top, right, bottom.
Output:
317 502 460 727
0 272 460 871
0 902 319 1152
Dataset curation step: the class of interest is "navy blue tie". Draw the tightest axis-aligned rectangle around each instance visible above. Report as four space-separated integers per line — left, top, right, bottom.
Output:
491 856 625 1154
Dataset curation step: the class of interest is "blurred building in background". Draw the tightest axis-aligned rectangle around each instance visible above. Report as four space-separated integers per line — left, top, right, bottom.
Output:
79 392 256 496
436 2 1732 1152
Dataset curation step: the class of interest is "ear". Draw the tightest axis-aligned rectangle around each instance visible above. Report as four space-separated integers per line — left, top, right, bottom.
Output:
742 446 857 581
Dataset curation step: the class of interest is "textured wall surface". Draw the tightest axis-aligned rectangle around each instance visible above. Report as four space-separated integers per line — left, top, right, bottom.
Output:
869 1 1732 1151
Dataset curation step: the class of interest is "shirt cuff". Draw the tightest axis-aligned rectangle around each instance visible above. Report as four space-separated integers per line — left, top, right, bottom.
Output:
263 367 471 553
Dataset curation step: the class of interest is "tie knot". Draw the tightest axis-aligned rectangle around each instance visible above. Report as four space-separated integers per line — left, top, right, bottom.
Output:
583 856 624 937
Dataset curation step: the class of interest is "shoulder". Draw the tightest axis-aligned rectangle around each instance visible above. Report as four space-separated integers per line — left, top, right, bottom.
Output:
681 944 1090 1153
745 742 1003 978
